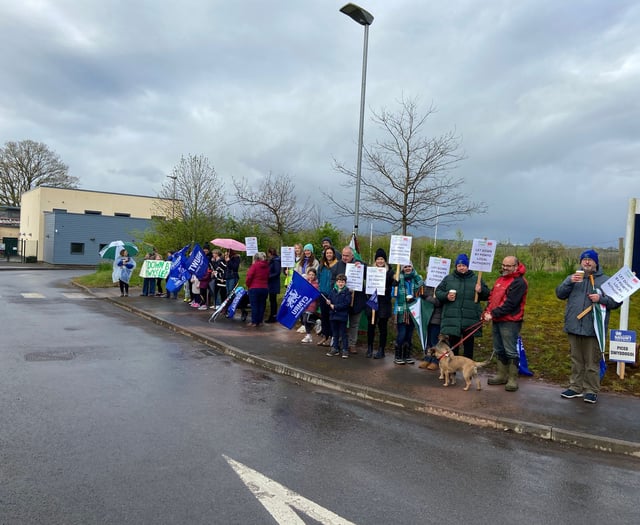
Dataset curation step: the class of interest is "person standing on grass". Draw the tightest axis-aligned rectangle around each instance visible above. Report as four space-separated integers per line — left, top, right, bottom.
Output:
482 256 528 392
555 250 621 405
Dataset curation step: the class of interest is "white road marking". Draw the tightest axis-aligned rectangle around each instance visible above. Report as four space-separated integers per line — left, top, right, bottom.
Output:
61 293 90 299
223 455 356 525
21 293 45 299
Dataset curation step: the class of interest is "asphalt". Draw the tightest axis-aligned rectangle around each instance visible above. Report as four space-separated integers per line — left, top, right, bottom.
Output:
4 262 637 457
62 283 637 459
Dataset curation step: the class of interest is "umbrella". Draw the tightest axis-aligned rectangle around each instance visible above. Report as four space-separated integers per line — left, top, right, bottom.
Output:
590 274 608 380
99 240 139 259
408 297 434 352
211 238 246 251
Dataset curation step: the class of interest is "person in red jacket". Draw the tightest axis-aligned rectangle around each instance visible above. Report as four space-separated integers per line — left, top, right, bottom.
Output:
245 252 270 327
482 256 528 392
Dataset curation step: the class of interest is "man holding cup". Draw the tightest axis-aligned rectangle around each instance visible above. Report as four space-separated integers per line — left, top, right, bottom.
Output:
555 249 621 404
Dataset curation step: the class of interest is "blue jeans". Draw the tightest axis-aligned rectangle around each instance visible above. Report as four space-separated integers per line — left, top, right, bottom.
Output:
142 278 155 296
396 321 415 349
249 288 268 325
226 277 239 297
492 321 522 361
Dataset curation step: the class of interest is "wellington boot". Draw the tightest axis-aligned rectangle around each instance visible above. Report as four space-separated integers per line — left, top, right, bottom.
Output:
505 359 519 392
487 359 509 385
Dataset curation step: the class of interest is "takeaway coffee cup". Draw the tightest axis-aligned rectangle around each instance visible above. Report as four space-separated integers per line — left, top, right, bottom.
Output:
574 270 585 282
449 289 457 299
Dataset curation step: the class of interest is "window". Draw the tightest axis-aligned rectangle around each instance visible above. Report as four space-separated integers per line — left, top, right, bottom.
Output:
84 210 102 215
70 243 85 254
114 212 131 217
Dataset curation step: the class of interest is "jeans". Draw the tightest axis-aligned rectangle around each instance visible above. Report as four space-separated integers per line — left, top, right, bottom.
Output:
492 321 522 361
142 278 156 296
249 288 268 325
226 277 239 297
396 321 415 349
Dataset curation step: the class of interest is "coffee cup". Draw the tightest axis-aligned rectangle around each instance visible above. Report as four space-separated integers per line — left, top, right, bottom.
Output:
574 270 585 282
449 289 457 299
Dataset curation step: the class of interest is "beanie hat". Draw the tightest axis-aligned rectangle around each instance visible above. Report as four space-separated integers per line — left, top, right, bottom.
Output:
303 243 314 253
580 249 599 267
321 236 332 244
455 254 469 266
374 248 387 261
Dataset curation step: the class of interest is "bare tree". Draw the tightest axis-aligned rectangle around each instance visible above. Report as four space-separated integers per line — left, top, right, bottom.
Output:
329 97 486 235
0 140 78 206
232 172 307 242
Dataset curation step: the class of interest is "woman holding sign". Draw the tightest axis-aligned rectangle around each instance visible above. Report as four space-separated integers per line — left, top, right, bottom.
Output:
365 248 394 359
436 254 490 360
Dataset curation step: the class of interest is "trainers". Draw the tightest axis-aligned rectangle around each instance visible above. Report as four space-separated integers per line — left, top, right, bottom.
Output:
583 393 598 404
341 352 349 359
394 358 406 365
404 356 415 365
198 305 208 310
301 334 313 343
561 389 583 399
326 349 340 357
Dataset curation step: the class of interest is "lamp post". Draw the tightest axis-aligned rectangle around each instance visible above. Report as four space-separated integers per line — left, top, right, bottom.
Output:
168 175 177 219
340 3 374 239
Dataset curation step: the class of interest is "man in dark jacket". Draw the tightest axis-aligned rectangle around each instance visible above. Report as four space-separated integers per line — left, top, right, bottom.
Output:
482 256 528 392
555 249 621 404
335 246 367 352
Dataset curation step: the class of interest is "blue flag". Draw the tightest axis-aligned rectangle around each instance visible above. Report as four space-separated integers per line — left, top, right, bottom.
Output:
226 287 247 318
185 243 209 279
366 289 379 310
517 336 534 376
277 271 321 329
166 244 190 293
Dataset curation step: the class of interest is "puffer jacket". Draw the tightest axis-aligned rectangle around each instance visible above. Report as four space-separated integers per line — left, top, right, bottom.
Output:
436 269 490 337
486 262 528 322
556 269 621 336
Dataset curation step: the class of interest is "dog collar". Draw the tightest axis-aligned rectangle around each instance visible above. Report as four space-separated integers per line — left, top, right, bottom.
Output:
437 351 449 361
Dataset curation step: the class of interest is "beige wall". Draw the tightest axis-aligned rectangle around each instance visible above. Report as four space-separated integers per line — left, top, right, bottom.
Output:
19 186 174 260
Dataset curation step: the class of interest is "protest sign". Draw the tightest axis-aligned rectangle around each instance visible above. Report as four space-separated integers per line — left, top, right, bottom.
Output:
388 235 412 265
280 246 295 268
245 237 258 256
366 266 387 295
601 266 640 303
426 257 451 288
345 262 364 292
139 260 171 279
469 239 497 272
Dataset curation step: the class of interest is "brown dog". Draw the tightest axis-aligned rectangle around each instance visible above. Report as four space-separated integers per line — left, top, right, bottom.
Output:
428 334 489 391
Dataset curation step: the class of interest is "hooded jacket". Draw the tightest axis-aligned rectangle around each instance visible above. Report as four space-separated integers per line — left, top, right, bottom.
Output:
436 269 490 336
486 262 528 322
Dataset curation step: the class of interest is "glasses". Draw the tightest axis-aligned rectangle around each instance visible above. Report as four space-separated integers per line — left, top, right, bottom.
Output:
502 264 516 268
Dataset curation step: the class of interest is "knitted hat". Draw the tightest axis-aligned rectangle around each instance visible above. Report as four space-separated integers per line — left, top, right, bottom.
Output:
374 248 387 261
303 243 314 253
455 253 469 266
580 249 599 267
321 236 332 244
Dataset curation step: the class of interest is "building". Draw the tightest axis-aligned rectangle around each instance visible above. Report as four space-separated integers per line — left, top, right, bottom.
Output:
19 186 175 265
1 205 20 259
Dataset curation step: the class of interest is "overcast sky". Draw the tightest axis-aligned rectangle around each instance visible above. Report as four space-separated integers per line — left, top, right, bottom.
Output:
1 0 639 248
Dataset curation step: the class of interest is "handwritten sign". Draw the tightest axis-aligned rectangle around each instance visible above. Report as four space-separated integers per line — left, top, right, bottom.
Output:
280 246 295 268
601 266 640 303
345 262 364 292
426 257 451 288
245 237 258 256
139 260 171 279
469 238 497 272
366 266 387 295
388 235 412 265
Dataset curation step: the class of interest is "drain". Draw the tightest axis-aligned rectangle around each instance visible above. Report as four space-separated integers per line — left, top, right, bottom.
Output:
25 351 76 362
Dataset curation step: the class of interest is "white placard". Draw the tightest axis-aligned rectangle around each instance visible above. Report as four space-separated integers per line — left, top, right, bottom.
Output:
366 266 387 295
345 262 364 292
426 257 451 288
388 235 412 265
609 330 637 363
600 266 640 303
245 237 258 256
280 246 295 268
469 238 497 272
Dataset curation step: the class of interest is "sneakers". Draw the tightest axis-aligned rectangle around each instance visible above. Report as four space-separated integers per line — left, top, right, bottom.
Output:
561 389 583 399
198 305 208 310
301 334 313 343
404 356 415 365
583 393 598 404
326 349 340 357
394 358 406 365
341 352 349 359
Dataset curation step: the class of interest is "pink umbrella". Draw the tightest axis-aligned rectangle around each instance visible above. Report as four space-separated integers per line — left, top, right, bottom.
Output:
211 238 246 251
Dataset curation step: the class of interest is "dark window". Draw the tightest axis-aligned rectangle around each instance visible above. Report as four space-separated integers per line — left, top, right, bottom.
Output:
52 208 67 213
84 210 102 215
114 212 131 217
70 243 85 254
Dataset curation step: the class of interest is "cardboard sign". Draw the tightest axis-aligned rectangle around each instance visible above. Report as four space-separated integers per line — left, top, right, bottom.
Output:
426 257 451 288
388 235 412 265
280 246 295 268
601 266 640 303
139 260 171 279
345 262 364 292
366 266 387 295
245 237 258 256
469 239 497 272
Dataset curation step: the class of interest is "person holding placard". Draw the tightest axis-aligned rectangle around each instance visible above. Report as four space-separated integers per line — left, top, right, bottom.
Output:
436 254 490 360
365 248 394 359
393 262 424 365
555 249 621 404
336 245 367 352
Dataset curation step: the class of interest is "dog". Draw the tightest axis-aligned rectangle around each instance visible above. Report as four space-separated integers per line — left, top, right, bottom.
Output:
428 334 489 391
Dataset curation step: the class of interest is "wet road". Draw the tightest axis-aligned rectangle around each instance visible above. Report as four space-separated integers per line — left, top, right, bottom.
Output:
1 271 638 524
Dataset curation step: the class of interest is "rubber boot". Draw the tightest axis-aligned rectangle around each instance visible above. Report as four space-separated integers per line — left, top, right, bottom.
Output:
366 344 373 358
373 347 385 359
487 359 509 385
505 359 519 392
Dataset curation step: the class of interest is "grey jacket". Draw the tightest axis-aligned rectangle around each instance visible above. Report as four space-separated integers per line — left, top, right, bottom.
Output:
555 269 621 336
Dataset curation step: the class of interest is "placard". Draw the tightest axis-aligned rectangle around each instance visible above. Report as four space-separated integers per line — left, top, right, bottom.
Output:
345 262 364 292
469 238 497 272
601 266 640 303
245 237 258 256
139 260 171 279
426 257 451 288
280 246 295 268
388 235 412 265
366 266 387 295
609 330 637 363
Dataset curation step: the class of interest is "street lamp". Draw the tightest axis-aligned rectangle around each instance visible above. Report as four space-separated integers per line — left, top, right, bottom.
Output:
340 3 374 239
167 175 177 219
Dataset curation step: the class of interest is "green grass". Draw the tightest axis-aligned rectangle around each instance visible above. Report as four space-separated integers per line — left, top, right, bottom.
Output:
75 266 640 395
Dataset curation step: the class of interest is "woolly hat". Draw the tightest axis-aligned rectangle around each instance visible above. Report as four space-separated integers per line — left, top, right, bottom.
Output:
303 243 314 253
374 248 387 261
321 236 332 244
455 253 469 266
580 249 599 267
